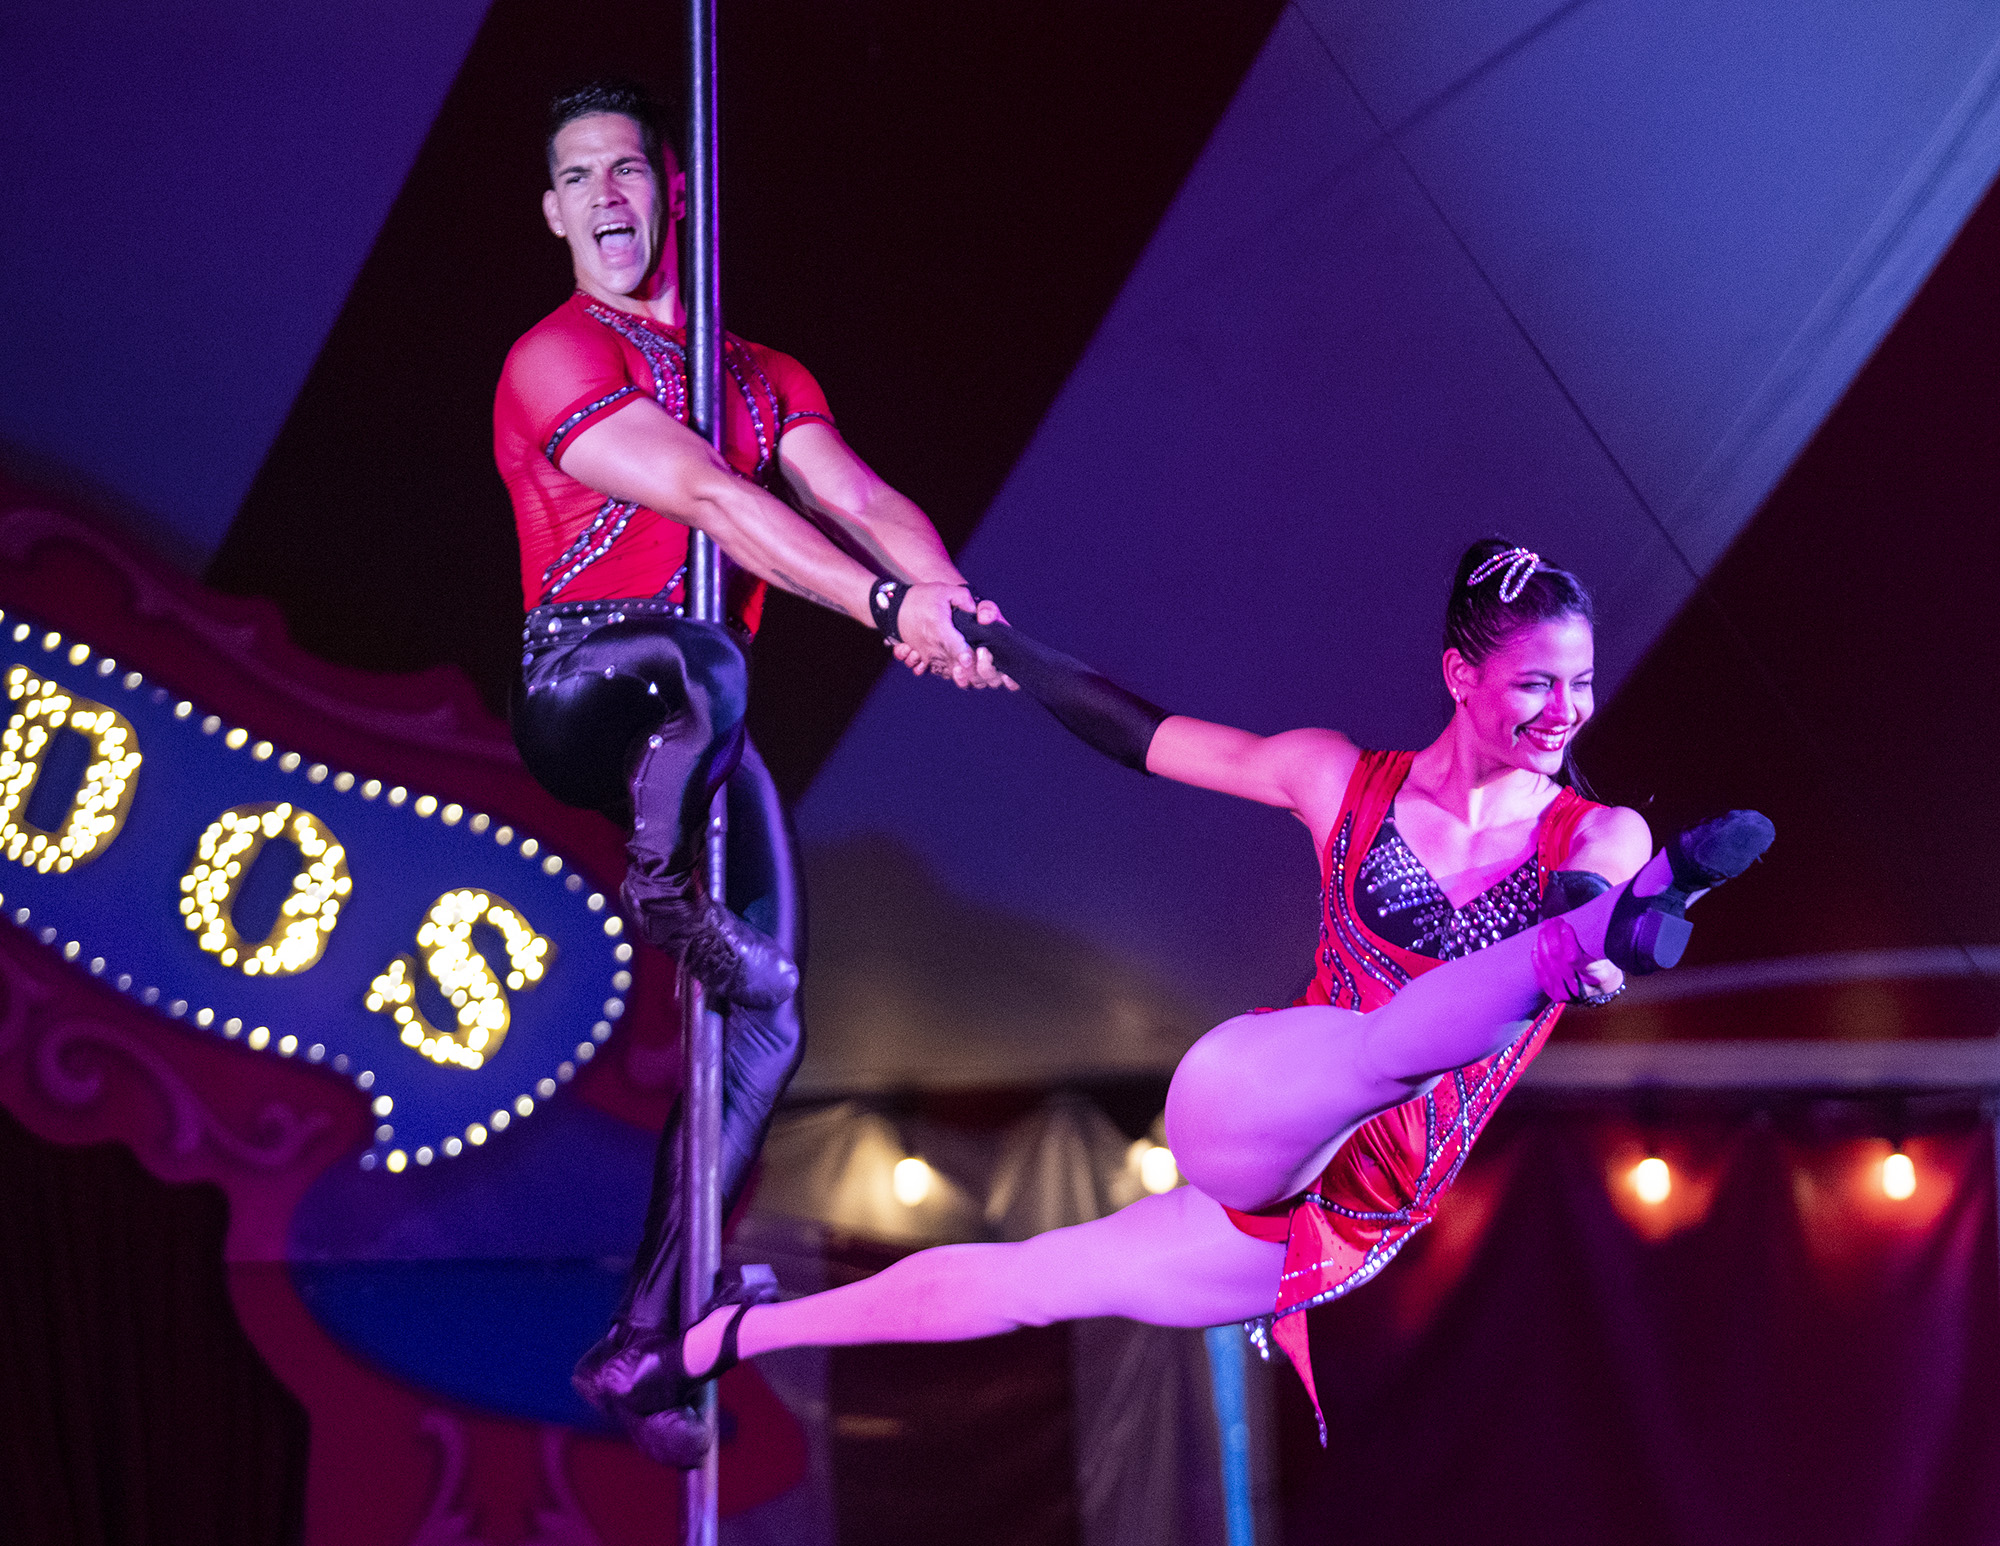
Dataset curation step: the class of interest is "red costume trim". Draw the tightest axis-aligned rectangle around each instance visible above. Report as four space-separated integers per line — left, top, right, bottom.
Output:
1226 748 1601 1441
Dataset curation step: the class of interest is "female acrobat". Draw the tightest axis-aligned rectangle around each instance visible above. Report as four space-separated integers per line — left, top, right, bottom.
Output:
645 539 1772 1460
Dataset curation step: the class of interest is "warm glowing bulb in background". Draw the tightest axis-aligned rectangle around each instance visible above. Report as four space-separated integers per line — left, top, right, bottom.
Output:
892 1156 933 1207
1632 1155 1671 1205
1138 1143 1181 1195
1882 1150 1916 1200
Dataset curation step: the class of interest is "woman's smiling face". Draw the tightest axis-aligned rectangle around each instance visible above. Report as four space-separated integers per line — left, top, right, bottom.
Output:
1444 613 1595 776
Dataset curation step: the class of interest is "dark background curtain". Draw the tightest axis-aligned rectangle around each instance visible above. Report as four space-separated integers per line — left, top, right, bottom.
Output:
1280 1108 2000 1546
6 1093 1995 1544
0 1107 308 1546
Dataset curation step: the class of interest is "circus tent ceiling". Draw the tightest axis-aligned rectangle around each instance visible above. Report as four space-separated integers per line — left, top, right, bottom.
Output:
794 1 2000 1075
4 3 1999 1088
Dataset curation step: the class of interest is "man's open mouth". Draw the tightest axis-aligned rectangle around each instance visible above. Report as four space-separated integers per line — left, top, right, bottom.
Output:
594 223 639 258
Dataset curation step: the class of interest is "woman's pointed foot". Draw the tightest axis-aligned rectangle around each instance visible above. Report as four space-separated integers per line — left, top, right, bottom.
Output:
571 1266 782 1469
1603 809 1774 975
681 1279 773 1384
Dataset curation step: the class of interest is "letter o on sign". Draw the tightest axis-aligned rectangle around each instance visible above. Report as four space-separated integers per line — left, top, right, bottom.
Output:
180 802 351 975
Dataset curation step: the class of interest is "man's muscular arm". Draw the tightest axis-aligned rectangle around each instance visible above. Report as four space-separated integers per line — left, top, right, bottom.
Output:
778 422 1009 689
776 423 955 583
558 396 976 669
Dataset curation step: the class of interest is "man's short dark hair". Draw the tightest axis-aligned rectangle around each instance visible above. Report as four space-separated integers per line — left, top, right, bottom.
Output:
545 80 680 182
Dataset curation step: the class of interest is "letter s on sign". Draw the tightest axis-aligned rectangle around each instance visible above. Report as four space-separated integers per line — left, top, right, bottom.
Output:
365 890 554 1071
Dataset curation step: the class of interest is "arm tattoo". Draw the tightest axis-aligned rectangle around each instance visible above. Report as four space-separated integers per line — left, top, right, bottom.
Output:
790 498 913 582
771 568 850 616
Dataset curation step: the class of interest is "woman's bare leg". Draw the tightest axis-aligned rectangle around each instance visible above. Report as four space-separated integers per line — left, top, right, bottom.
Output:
1167 845 1681 1209
687 840 1716 1367
683 1186 1283 1372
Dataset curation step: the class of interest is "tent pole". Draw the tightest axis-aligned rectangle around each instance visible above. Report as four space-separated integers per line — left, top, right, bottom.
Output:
1204 1324 1259 1546
681 0 725 1540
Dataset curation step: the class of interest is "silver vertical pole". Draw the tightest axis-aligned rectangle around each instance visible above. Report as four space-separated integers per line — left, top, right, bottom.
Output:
1203 1325 1258 1546
682 0 725 1541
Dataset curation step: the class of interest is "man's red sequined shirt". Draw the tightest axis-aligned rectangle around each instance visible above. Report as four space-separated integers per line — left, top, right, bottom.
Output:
493 291 835 629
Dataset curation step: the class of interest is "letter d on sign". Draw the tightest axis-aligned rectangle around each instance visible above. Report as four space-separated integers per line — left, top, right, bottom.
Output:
0 667 142 873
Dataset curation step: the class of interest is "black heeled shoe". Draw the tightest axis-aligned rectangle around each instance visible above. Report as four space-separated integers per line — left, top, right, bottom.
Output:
1603 809 1775 976
620 861 799 1008
622 1293 768 1469
573 1267 781 1469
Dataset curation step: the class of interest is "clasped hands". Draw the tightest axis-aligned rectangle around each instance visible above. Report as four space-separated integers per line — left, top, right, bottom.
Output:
889 584 1017 690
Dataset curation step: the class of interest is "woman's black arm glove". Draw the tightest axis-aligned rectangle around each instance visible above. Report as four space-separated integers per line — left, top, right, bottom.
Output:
952 609 1171 773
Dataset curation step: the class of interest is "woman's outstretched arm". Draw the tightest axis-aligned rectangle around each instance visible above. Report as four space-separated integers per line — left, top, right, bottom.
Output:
1145 717 1358 821
952 611 1357 824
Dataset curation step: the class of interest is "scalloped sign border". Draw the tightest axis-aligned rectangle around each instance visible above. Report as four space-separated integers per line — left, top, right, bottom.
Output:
0 609 629 1172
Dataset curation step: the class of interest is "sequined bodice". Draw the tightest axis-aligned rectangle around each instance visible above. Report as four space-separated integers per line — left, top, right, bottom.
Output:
1254 751 1600 1438
1353 811 1541 961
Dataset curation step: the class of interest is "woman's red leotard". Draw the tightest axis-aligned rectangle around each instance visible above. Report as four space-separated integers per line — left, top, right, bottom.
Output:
1225 747 1602 1440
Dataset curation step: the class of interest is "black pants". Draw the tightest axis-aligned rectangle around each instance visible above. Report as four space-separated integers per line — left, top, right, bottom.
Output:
512 601 805 1329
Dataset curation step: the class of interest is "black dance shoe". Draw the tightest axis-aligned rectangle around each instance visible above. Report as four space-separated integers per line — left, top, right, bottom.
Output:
621 861 799 1008
1603 810 1775 976
573 1266 782 1469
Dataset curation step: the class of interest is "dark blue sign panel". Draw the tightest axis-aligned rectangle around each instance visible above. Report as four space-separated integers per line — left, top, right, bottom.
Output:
0 610 629 1173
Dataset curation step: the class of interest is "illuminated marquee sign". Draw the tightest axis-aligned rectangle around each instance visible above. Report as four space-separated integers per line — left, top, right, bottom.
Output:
0 612 629 1173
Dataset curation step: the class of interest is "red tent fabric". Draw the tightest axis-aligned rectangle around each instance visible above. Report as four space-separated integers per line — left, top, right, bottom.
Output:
1280 1110 2000 1546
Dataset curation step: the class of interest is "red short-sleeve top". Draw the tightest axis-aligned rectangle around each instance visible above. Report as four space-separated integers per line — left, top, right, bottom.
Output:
493 291 836 628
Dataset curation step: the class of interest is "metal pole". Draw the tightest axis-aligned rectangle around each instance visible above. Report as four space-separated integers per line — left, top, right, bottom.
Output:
681 1 725 1541
1203 1325 1258 1546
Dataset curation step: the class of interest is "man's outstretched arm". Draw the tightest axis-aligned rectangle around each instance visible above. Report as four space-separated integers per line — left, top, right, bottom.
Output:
558 395 983 674
777 421 1009 690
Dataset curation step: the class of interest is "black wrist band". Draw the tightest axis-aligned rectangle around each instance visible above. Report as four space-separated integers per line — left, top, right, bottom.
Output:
869 578 908 642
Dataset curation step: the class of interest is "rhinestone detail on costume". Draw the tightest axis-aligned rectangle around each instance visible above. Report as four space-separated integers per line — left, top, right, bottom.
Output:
726 346 774 475
1285 802 1555 1313
541 496 638 603
553 300 790 605
544 386 642 463
583 299 691 425
579 298 786 481
1354 814 1542 962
